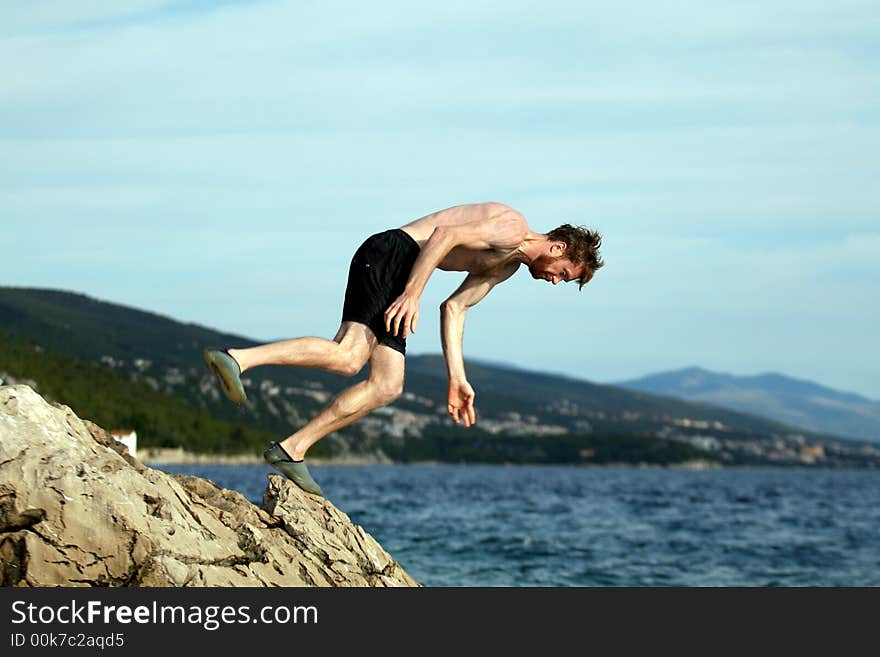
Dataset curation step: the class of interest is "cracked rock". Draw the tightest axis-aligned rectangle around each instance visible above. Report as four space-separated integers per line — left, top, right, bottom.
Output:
0 385 419 587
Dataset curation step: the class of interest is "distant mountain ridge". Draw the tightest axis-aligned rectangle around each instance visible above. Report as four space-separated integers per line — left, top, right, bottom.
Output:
617 367 880 443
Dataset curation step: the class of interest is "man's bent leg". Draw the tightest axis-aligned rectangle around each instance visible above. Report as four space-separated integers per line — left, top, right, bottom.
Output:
228 322 377 376
279 344 405 460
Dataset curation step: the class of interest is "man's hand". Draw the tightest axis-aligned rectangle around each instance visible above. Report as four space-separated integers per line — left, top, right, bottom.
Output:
447 377 476 427
384 292 420 338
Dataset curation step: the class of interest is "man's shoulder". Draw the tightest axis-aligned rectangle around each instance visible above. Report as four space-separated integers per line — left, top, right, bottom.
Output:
481 204 529 238
482 201 525 219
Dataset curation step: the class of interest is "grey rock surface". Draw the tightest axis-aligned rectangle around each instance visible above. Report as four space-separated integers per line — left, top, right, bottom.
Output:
0 385 418 587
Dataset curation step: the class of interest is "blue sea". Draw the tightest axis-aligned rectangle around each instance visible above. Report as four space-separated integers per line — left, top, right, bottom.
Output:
152 463 880 587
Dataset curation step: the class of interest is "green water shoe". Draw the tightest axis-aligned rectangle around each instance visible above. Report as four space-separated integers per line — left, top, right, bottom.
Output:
263 442 324 497
203 348 247 404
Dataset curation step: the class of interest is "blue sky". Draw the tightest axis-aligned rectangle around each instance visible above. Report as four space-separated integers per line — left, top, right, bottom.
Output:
3 1 879 398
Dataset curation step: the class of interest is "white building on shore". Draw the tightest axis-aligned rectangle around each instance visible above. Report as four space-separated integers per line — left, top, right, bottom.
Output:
110 430 137 458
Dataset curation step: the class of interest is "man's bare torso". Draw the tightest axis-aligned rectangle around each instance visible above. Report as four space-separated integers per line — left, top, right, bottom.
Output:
400 202 525 277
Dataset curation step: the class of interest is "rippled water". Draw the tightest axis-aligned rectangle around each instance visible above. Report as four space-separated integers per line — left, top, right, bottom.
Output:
153 463 880 587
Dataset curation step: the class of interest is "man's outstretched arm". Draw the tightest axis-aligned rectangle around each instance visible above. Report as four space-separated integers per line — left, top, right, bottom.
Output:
384 205 526 338
440 265 518 427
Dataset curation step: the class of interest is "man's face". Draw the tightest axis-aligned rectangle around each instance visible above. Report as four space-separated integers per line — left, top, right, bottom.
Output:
528 255 584 286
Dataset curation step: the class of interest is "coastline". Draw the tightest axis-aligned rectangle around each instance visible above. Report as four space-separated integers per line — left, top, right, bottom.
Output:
137 448 721 470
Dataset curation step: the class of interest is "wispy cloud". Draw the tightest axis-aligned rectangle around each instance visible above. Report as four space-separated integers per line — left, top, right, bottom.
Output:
2 1 878 396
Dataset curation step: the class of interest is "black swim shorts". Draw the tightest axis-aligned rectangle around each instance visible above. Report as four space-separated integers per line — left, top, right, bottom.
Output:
341 228 421 355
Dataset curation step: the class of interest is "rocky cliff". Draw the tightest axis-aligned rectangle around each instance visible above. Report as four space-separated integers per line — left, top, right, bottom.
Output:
0 385 419 587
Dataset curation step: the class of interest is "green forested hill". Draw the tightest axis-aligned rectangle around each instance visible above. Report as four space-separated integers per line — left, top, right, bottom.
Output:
0 329 281 455
0 287 258 370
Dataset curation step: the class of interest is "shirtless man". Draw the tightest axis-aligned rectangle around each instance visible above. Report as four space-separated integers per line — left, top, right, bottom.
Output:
204 201 603 495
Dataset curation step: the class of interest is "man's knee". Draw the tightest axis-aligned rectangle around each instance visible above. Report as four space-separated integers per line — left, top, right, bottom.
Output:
336 358 364 377
334 348 368 376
